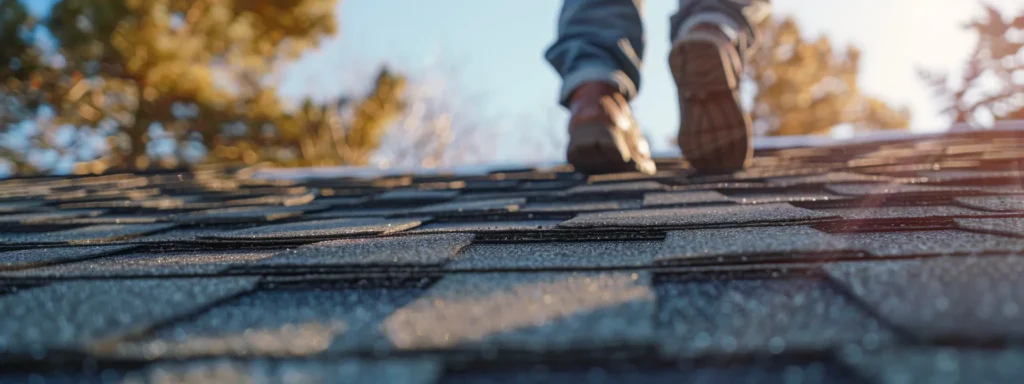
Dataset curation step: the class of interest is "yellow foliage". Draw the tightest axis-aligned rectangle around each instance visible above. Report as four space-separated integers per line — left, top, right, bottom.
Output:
273 68 407 167
749 16 910 136
1 0 411 175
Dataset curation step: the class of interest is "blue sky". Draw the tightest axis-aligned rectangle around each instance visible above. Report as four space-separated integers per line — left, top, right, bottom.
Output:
15 0 1021 166
279 0 1021 162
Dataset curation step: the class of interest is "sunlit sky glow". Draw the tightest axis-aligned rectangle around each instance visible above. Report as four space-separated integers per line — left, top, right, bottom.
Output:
279 0 1021 161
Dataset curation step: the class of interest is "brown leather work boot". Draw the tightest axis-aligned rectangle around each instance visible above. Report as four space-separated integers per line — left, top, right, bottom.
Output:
670 23 753 174
565 82 657 175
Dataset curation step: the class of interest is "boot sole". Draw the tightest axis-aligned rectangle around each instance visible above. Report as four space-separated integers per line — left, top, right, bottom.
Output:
567 123 656 175
670 38 753 174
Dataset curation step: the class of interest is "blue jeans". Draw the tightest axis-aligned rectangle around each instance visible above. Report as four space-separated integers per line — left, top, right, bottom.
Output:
546 0 771 107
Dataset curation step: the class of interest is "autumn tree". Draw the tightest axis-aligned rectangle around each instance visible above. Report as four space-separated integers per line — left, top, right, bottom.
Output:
270 69 406 167
748 16 911 136
0 0 50 173
0 0 405 175
920 5 1024 126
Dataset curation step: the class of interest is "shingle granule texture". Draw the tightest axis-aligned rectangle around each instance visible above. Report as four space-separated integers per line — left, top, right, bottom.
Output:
0 245 135 271
0 277 257 353
449 241 662 270
559 203 836 228
382 272 654 350
657 226 851 265
207 217 426 241
656 278 893 356
5 128 1024 381
825 256 1024 341
259 233 475 267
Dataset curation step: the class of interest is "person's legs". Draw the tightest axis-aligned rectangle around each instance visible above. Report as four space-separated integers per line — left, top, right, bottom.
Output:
671 0 771 52
545 0 657 175
546 0 646 107
670 0 771 173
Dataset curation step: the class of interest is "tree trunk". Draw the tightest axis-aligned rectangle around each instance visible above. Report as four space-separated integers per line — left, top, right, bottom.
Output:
125 105 151 170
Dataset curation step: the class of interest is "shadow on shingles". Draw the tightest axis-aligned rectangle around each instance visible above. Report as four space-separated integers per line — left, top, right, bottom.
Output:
0 281 47 296
442 358 861 384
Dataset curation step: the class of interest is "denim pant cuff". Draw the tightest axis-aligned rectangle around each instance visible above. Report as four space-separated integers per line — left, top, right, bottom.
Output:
559 64 638 108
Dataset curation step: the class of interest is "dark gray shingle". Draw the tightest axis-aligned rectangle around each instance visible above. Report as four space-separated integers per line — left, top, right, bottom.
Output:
955 195 1024 212
447 361 858 384
130 287 425 357
0 245 135 271
957 217 1024 238
410 198 525 216
259 233 475 267
207 217 425 241
519 200 630 213
559 203 836 229
382 272 654 351
122 358 441 384
825 256 1024 341
831 230 1024 257
0 223 175 245
657 226 851 265
766 172 893 187
449 241 662 270
840 347 1024 384
819 205 994 220
173 206 313 225
656 278 893 356
0 277 256 354
374 188 461 203
406 220 563 235
727 191 851 205
0 210 106 226
642 191 732 207
564 181 667 195
825 183 980 197
3 249 278 278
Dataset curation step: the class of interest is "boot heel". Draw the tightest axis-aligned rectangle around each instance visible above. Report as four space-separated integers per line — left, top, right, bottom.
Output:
670 36 753 174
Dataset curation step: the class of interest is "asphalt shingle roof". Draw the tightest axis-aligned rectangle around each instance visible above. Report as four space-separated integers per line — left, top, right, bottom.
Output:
2 128 1024 382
